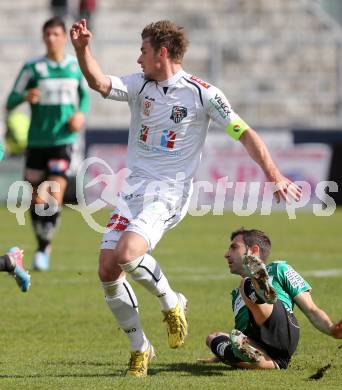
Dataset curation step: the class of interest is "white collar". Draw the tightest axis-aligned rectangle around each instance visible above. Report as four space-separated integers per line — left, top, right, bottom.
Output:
45 54 71 68
157 69 186 87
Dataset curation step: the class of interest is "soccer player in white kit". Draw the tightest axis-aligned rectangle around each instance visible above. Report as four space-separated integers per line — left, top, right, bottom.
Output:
70 19 301 377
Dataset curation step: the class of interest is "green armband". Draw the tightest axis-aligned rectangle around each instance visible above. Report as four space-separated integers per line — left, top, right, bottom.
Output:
225 118 250 140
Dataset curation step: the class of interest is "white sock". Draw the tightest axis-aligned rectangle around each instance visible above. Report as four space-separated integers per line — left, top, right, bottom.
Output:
102 277 149 352
120 254 178 311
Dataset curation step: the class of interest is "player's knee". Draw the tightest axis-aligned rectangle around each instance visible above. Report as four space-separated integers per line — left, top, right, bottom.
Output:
115 232 148 264
98 250 121 281
115 241 145 264
25 168 45 187
115 248 135 264
206 334 214 347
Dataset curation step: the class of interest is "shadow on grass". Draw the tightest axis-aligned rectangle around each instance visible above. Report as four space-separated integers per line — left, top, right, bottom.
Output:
0 361 232 379
149 362 233 376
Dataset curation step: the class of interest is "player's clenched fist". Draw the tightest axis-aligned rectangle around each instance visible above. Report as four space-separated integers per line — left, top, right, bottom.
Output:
70 19 92 50
68 111 85 132
331 320 342 339
25 88 40 104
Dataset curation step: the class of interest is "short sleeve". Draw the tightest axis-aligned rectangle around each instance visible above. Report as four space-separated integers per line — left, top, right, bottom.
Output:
202 84 250 140
277 262 312 299
105 73 146 102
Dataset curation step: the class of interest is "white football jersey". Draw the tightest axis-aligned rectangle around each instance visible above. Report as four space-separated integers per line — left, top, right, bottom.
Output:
105 69 249 200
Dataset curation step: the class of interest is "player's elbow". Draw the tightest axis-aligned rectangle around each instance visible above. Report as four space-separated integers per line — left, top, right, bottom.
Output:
87 78 101 92
87 77 110 96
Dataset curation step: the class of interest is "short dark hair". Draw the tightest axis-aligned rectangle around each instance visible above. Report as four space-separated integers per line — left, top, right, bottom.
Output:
141 20 189 63
42 16 66 33
230 228 272 261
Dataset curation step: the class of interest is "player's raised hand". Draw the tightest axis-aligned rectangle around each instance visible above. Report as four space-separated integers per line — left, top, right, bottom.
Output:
331 320 342 339
273 175 302 204
70 19 92 50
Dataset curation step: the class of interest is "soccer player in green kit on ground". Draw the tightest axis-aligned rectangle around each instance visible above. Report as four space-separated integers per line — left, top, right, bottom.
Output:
201 228 342 369
6 16 90 271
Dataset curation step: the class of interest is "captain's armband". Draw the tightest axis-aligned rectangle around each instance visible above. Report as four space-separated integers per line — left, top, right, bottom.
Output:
225 118 250 140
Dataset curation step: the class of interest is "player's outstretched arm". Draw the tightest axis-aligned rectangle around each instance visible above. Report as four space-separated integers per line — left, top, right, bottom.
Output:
239 128 302 203
295 291 342 338
70 19 111 96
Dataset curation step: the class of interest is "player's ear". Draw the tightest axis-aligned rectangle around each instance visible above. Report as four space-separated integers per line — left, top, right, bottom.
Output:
250 244 260 257
159 46 168 59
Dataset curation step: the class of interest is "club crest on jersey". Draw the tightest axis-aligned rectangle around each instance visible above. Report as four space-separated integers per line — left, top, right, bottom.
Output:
143 99 153 116
170 106 187 124
139 125 149 142
160 130 176 149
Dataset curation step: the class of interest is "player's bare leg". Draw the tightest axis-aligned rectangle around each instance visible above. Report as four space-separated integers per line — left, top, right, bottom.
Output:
99 243 152 377
116 232 188 348
99 231 187 375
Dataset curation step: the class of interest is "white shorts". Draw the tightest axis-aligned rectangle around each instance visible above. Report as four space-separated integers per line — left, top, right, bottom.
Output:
101 192 190 251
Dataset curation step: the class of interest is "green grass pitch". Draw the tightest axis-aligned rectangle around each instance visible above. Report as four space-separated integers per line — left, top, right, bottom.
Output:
0 206 341 389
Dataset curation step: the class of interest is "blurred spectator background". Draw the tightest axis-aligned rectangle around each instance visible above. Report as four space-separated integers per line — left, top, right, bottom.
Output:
1 0 342 130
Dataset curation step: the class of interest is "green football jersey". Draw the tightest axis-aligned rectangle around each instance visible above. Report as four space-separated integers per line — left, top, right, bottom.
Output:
231 261 311 332
6 54 90 147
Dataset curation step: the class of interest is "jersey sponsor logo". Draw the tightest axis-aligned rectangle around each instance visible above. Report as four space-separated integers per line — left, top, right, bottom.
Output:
284 266 307 289
143 98 153 116
144 95 155 101
151 146 181 156
137 142 181 156
209 94 231 119
139 125 149 142
160 130 176 149
233 124 241 132
37 78 79 105
137 129 181 156
190 75 211 89
170 106 187 124
121 192 144 201
106 213 130 231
